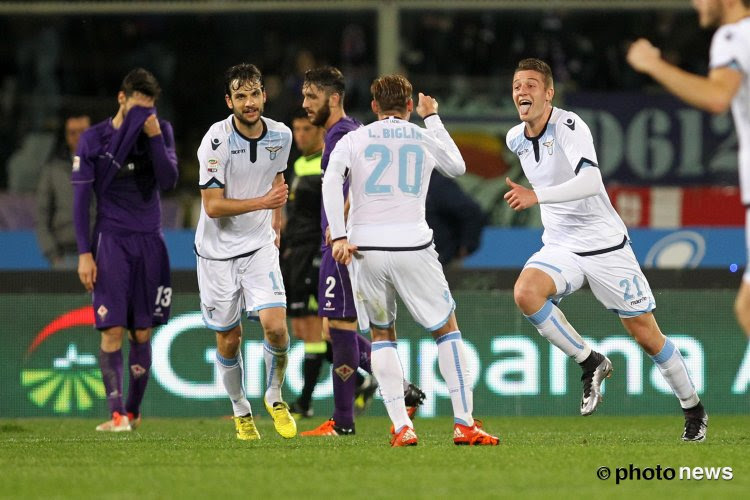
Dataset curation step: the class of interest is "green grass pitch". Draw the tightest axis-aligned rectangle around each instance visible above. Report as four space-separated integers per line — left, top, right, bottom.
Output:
1 415 748 499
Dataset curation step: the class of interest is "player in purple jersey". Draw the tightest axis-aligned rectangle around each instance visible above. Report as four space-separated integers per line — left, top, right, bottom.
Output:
72 68 178 432
300 66 424 437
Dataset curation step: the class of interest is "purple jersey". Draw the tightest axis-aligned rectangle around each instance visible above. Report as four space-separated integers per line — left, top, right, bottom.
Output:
72 106 178 253
320 116 361 247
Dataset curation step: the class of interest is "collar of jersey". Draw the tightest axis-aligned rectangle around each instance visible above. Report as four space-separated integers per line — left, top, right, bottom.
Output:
524 107 555 142
232 116 267 143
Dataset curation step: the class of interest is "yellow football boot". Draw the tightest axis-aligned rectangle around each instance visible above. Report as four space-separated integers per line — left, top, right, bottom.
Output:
264 398 297 438
233 414 261 441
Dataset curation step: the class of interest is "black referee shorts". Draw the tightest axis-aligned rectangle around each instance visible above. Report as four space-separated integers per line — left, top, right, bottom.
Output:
280 241 321 318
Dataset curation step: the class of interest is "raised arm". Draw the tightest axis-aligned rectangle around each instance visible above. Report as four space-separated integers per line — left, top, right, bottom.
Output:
416 93 466 178
145 116 179 191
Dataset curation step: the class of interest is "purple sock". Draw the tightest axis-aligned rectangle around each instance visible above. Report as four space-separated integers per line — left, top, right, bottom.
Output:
329 327 359 428
99 349 125 415
356 333 372 374
125 340 152 416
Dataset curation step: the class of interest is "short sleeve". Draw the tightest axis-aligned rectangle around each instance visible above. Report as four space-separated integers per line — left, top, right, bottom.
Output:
710 26 748 74
197 130 229 189
556 113 599 174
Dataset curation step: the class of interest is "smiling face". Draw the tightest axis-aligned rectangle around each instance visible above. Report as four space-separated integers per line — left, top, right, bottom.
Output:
512 69 555 130
225 79 266 129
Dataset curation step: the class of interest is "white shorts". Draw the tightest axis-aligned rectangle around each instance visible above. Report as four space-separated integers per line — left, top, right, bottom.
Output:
349 245 455 331
524 242 655 318
197 243 286 331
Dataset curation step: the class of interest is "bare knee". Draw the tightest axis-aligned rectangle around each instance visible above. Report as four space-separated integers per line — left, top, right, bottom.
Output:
216 327 242 358
514 282 547 316
621 313 664 356
100 327 125 352
263 323 289 346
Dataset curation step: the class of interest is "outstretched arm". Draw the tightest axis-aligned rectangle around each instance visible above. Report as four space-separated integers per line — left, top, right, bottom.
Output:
626 38 742 114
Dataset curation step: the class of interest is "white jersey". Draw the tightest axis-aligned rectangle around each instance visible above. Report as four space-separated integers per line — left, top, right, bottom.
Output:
505 107 628 252
710 18 750 205
195 115 291 260
323 115 465 248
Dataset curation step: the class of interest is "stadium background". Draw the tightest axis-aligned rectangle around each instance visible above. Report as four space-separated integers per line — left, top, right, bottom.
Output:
0 0 748 419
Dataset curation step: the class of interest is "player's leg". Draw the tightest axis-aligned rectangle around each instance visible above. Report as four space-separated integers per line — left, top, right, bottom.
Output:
92 233 132 431
199 255 258 440
125 233 171 428
96 326 130 431
516 251 610 415
391 246 497 445
244 244 296 438
282 244 327 417
370 324 417 447
620 313 706 441
586 245 706 440
290 315 325 418
735 279 750 338
125 328 151 430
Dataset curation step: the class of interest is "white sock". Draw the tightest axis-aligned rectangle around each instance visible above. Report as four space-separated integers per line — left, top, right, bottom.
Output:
525 300 591 363
216 350 252 417
650 338 700 409
371 341 412 432
263 340 289 405
436 331 474 427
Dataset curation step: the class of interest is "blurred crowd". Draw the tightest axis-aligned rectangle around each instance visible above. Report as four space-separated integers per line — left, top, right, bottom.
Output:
0 9 712 250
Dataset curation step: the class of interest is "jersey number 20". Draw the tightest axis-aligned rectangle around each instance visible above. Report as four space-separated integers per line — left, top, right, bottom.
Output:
364 144 424 196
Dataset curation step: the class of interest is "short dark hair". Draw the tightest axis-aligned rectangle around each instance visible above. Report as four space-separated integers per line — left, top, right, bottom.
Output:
291 107 312 122
370 74 412 113
303 66 346 97
224 63 263 96
120 68 161 99
515 58 554 89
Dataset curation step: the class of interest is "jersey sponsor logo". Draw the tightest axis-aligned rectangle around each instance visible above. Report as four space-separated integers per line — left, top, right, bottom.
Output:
564 118 576 131
207 158 219 173
265 145 283 160
72 156 81 171
334 363 355 382
211 138 222 150
542 138 555 155
231 148 246 154
518 148 530 158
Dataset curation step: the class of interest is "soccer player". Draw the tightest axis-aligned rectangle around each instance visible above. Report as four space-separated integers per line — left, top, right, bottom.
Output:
503 58 707 441
282 109 328 418
72 69 178 432
322 74 499 447
627 0 750 342
196 63 296 440
300 66 425 437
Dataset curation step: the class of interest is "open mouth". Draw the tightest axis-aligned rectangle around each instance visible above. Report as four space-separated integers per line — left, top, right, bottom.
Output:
518 99 532 114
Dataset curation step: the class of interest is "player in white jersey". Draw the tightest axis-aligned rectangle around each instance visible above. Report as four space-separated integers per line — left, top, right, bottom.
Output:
195 63 296 440
627 0 750 343
504 59 707 441
323 74 499 446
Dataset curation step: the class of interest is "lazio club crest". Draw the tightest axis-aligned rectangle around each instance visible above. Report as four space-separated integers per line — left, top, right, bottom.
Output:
265 146 282 160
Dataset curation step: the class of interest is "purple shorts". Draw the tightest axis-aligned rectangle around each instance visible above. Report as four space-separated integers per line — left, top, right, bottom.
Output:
318 245 356 319
92 231 171 330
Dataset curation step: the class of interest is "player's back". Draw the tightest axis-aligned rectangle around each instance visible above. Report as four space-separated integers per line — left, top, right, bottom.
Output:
331 116 464 248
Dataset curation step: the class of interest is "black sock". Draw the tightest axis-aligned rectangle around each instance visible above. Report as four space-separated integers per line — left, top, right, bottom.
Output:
298 353 325 409
324 341 333 364
355 371 365 389
683 401 705 418
578 351 603 372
